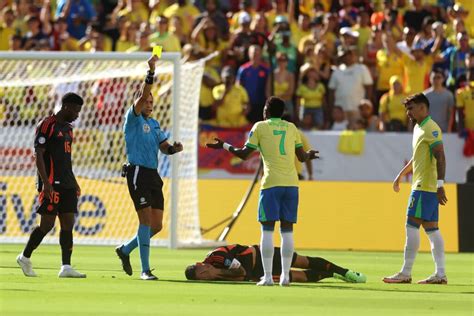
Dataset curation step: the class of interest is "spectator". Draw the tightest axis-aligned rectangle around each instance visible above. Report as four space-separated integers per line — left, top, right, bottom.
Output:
353 9 371 56
22 15 48 50
339 26 359 52
9 33 22 50
56 0 97 40
191 18 227 68
396 26 416 56
150 15 181 52
292 13 311 47
424 69 455 132
330 105 349 131
441 32 472 89
127 30 152 52
230 12 267 66
362 26 383 82
403 0 431 32
50 16 79 51
296 64 326 130
116 21 139 52
78 22 113 52
170 15 188 47
456 51 474 131
358 99 381 132
375 32 404 111
338 0 359 28
236 44 270 123
163 0 200 37
401 41 433 94
0 7 15 50
328 46 373 125
11 0 30 36
230 0 256 33
250 12 269 37
274 52 295 119
149 0 169 26
265 0 290 28
114 0 149 24
212 66 249 128
379 75 408 131
269 15 298 73
193 0 229 39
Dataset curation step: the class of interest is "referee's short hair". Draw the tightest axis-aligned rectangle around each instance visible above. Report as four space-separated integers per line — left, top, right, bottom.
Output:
403 93 430 109
266 96 286 118
62 92 84 107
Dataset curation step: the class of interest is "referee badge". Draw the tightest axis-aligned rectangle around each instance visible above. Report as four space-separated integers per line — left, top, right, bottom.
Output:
143 123 151 133
38 136 46 144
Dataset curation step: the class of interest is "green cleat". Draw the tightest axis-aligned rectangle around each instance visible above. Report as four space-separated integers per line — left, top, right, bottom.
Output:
334 270 367 283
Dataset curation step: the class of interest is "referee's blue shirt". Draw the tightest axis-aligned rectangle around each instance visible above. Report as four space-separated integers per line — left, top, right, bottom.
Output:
124 106 168 169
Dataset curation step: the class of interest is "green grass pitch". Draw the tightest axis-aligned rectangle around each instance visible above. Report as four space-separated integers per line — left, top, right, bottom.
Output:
0 244 472 315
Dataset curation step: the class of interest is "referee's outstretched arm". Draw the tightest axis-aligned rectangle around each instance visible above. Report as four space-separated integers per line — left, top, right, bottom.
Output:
134 55 159 114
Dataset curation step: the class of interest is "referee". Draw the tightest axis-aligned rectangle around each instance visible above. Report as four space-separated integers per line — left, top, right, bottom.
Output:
115 55 183 280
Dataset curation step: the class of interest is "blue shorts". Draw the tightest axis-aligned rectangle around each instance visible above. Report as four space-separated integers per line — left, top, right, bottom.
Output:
406 190 439 222
258 187 299 223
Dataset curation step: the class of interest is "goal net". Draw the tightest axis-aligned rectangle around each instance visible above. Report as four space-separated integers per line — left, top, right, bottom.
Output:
0 52 206 248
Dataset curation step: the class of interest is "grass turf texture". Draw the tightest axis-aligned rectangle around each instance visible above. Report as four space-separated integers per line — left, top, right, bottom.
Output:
0 244 472 315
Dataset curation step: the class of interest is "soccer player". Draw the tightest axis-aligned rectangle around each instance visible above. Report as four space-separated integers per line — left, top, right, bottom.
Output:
206 96 319 286
185 244 367 284
383 93 448 285
115 55 183 280
16 92 86 278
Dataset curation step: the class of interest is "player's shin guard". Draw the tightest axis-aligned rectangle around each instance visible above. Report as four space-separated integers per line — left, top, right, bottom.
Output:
307 257 348 276
59 230 73 265
280 228 294 283
260 225 274 281
23 226 46 258
304 270 333 282
401 221 420 276
137 224 151 272
426 228 446 277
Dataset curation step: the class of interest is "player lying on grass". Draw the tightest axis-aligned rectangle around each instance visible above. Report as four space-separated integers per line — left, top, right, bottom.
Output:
185 244 366 283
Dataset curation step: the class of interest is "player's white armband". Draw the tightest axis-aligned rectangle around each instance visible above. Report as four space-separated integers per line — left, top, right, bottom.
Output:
229 258 241 269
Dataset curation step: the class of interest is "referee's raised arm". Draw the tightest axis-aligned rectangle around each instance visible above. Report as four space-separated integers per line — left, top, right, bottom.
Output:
133 55 159 114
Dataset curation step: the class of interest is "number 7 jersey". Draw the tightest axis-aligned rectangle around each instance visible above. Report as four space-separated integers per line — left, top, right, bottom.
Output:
245 118 303 189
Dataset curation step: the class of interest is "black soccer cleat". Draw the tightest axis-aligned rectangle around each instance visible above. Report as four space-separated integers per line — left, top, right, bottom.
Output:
140 270 158 281
115 245 133 276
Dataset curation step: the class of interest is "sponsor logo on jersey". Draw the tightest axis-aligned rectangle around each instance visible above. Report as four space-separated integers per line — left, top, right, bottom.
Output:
432 131 439 138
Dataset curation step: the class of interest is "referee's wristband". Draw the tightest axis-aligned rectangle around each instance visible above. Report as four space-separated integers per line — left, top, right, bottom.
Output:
145 71 154 85
437 180 444 188
223 142 233 152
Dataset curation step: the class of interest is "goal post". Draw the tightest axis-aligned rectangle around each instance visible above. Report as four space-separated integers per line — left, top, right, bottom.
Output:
0 51 208 248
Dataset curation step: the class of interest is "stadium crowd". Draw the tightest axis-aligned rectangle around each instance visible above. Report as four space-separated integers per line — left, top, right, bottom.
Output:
0 0 473 132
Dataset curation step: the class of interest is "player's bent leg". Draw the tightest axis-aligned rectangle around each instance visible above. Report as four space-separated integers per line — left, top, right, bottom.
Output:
17 214 55 277
58 213 86 278
257 221 275 286
417 221 447 284
302 270 333 282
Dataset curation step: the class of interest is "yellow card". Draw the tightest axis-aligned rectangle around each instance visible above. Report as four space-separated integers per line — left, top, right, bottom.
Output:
153 45 162 58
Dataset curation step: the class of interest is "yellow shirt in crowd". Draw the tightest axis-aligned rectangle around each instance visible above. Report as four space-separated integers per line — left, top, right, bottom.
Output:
296 83 326 108
456 82 474 129
212 84 249 128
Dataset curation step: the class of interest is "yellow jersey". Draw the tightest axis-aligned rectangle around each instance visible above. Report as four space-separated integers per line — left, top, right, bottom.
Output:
246 118 303 189
376 50 404 91
402 54 433 94
212 84 249 128
412 116 443 193
296 83 325 108
379 92 408 125
456 82 474 129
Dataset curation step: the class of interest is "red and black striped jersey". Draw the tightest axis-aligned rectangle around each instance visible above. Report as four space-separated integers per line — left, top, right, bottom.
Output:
34 116 76 190
203 244 256 280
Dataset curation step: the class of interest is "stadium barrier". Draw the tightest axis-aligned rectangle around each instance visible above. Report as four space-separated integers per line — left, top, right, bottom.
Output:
198 180 461 252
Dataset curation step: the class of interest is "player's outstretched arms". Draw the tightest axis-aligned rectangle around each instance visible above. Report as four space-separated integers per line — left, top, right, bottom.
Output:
393 158 413 193
159 140 183 155
133 55 159 114
206 137 255 160
295 147 319 162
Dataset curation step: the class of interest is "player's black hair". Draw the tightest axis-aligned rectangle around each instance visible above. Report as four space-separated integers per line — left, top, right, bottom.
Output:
61 92 84 107
185 265 197 280
403 93 430 109
266 96 286 118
